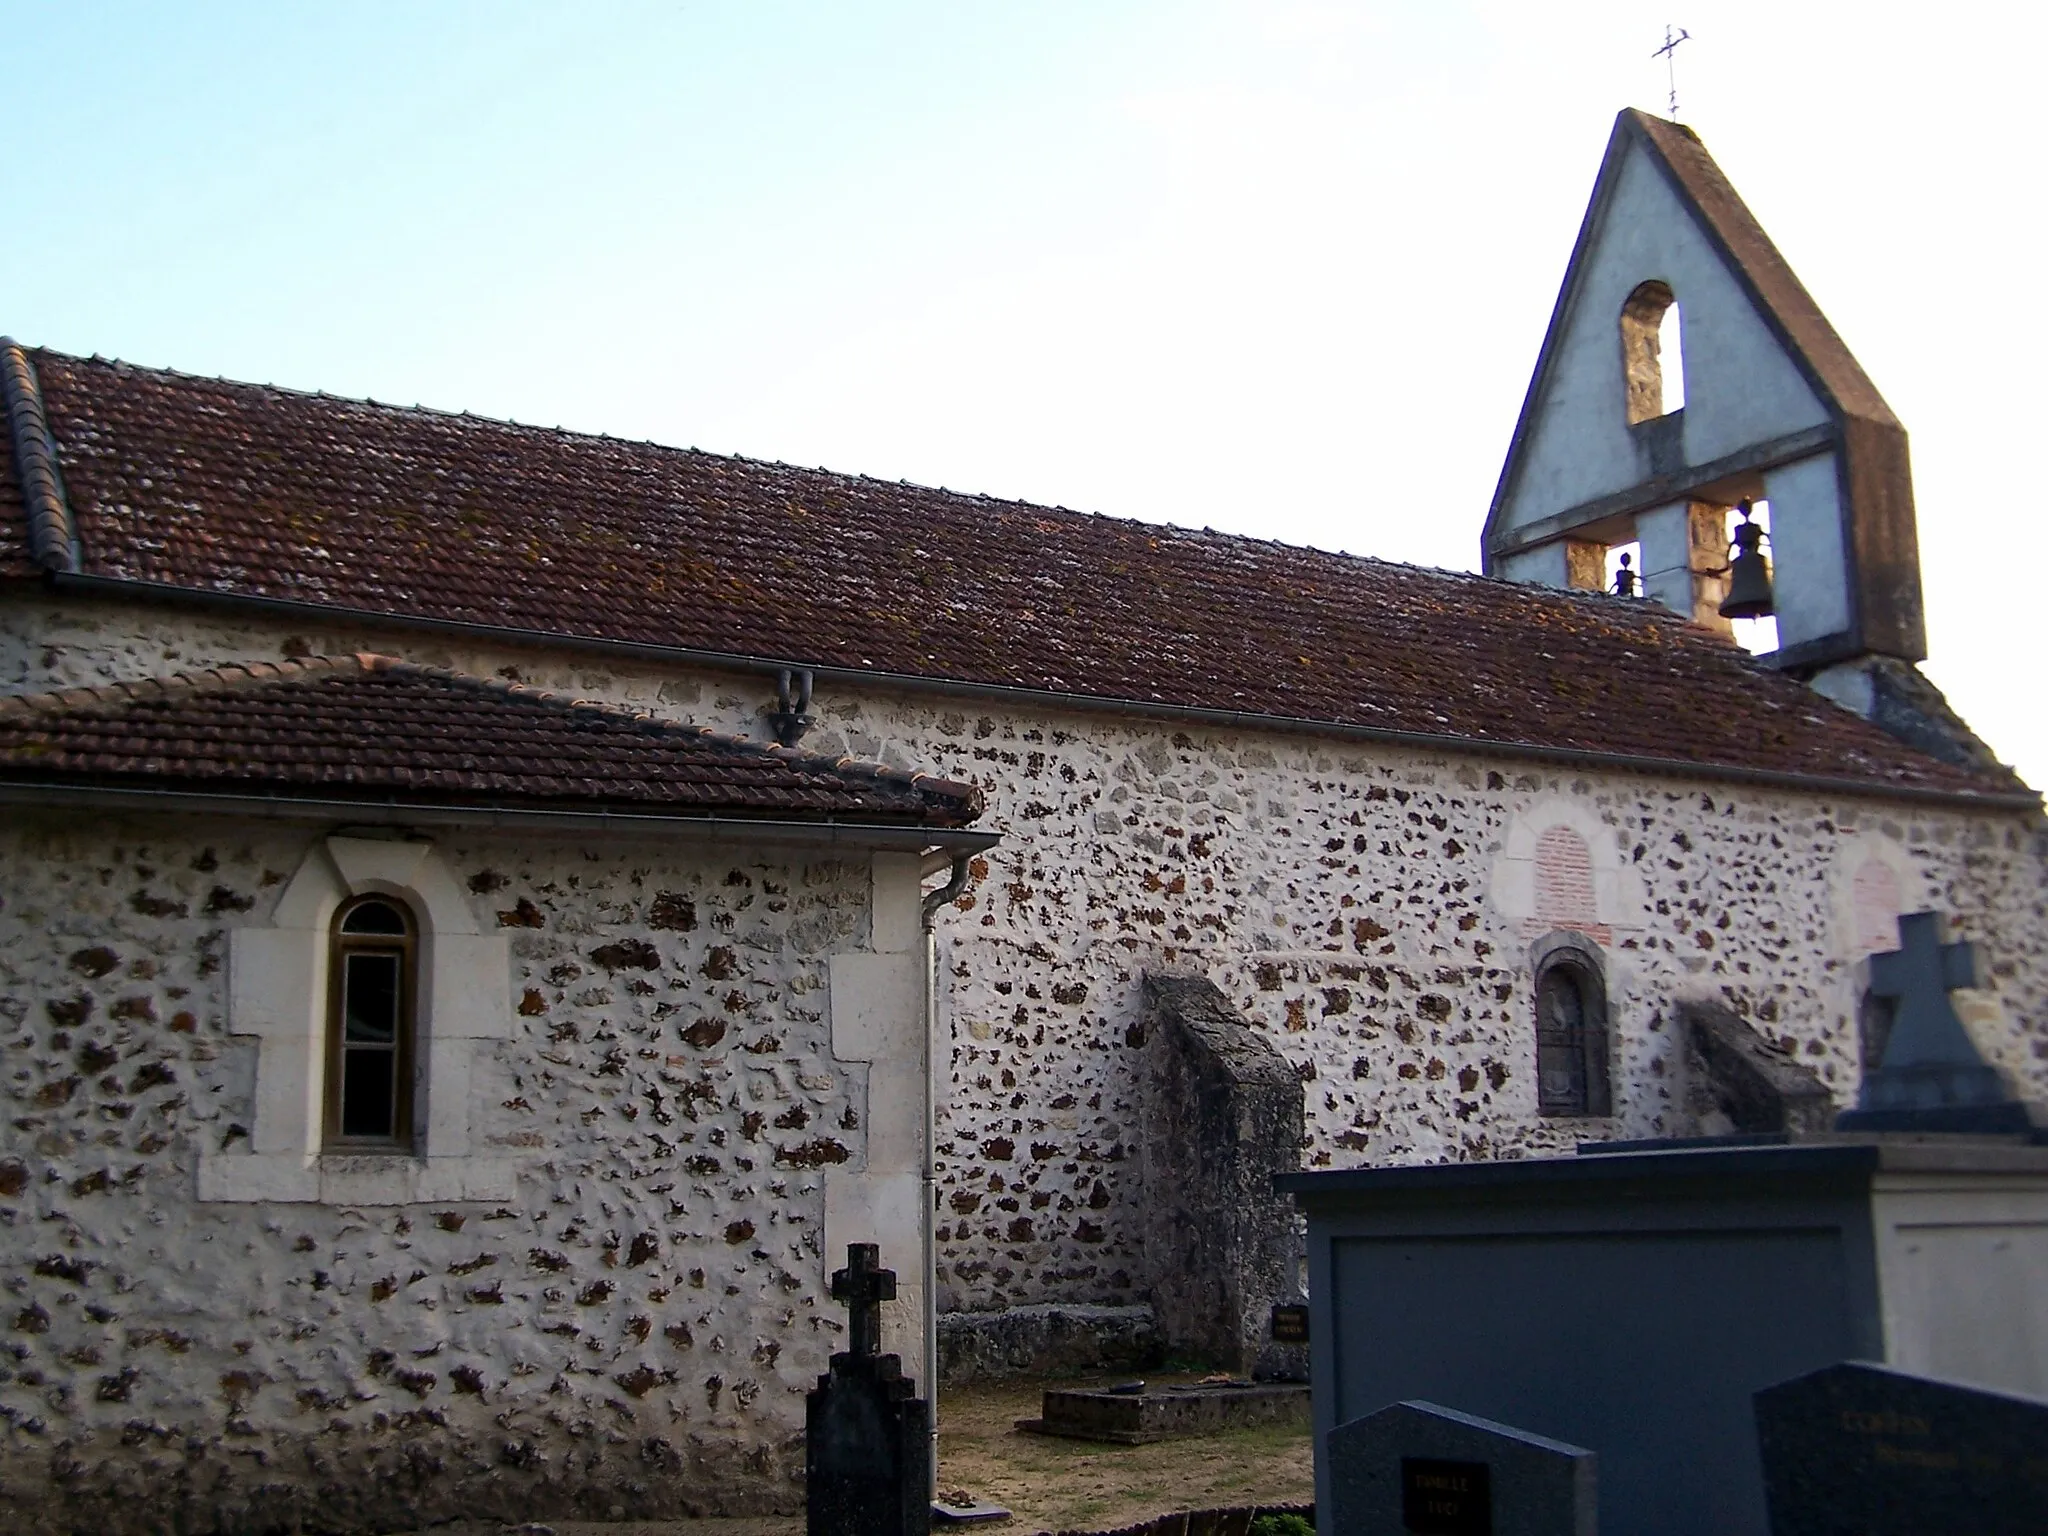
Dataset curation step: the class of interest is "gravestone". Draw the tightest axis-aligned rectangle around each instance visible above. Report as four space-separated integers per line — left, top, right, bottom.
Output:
1326 1400 1596 1536
1837 911 2040 1135
807 1243 931 1536
1755 1361 2048 1536
1138 973 1307 1379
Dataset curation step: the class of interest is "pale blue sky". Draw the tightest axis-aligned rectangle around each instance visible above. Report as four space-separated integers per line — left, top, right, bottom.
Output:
5 2 2044 784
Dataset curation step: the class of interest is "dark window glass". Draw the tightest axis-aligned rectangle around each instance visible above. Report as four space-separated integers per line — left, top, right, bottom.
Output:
343 952 400 1044
1535 955 1611 1117
340 1038 398 1139
329 897 414 1148
342 899 408 935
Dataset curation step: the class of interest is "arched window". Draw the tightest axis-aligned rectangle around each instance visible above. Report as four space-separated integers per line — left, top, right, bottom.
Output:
1620 280 1683 424
1534 943 1612 1117
327 895 417 1149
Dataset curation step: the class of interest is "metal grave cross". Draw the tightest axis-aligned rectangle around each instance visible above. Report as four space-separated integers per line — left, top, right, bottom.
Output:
1866 910 1982 1071
830 1243 896 1359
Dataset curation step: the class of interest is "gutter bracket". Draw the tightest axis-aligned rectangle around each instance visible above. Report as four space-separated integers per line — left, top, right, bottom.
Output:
769 667 814 748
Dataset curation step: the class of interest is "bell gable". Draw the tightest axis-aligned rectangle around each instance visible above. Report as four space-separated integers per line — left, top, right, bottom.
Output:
1484 109 1924 670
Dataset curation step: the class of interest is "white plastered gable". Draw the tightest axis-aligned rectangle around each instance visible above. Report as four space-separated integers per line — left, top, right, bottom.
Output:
1496 135 1829 535
197 834 516 1204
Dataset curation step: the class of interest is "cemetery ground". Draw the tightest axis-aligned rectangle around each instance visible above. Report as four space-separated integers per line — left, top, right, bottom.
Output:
399 1371 1314 1536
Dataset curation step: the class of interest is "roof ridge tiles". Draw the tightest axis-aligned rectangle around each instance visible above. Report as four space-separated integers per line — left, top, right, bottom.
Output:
14 342 1600 587
0 653 371 720
283 652 982 810
1 339 80 573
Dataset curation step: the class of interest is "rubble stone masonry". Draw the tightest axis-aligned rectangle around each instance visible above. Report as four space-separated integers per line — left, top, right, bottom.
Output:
0 795 877 1528
3 594 2046 1522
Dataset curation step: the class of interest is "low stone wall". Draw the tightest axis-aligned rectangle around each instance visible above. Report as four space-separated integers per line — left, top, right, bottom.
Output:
937 1304 1160 1383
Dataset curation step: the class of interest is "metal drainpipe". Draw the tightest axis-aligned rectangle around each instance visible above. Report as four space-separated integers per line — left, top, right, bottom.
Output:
919 852 972 1501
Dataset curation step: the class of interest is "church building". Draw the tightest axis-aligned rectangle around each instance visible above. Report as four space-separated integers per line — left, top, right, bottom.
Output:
0 110 2040 1531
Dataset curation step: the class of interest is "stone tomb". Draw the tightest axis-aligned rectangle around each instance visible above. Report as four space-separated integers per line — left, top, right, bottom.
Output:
1282 1138 2048 1535
1019 1379 1311 1444
1755 1361 2048 1536
808 1244 931 1536
1325 1400 1596 1536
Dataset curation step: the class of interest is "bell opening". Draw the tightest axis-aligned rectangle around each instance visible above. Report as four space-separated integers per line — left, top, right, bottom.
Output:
1720 501 1779 653
1604 540 1643 599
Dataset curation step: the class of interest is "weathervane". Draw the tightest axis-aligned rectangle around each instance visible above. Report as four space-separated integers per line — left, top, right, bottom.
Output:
1653 25 1691 120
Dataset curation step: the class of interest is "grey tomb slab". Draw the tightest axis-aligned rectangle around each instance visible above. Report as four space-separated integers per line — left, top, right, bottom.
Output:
1327 1400 1596 1536
1019 1381 1309 1444
1755 1361 2048 1536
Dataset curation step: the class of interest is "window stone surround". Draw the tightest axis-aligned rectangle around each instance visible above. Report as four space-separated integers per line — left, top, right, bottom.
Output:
197 833 515 1204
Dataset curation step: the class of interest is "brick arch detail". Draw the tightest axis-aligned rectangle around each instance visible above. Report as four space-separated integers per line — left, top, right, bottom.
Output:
1489 797 1640 946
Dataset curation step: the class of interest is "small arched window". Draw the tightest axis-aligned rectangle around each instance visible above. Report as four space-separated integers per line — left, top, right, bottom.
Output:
327 895 417 1150
1534 944 1612 1117
1620 280 1684 424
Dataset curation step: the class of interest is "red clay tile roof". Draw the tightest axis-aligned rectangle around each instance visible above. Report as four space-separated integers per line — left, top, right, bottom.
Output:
0 654 984 826
0 346 2028 803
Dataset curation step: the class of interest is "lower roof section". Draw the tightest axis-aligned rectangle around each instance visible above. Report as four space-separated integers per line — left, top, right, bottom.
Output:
0 653 989 843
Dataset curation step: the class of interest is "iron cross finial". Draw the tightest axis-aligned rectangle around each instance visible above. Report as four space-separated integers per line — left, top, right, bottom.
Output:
1653 25 1692 120
830 1242 896 1358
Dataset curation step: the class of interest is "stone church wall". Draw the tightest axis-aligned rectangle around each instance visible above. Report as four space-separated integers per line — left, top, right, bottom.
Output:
0 801 885 1530
7 595 2048 1339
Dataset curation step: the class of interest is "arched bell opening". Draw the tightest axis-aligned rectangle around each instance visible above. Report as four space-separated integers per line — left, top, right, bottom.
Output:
1620 280 1684 424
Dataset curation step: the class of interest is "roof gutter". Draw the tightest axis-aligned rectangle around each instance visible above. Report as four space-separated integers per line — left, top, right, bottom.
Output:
38 571 2041 815
0 778 1001 853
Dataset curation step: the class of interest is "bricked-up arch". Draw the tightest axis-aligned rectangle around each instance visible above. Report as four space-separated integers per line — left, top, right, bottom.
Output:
1533 824 1611 946
1851 856 1903 958
1532 931 1612 1116
1491 802 1641 949
1849 848 1912 1074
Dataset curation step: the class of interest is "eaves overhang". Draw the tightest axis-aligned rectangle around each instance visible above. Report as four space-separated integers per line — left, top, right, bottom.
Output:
0 777 1002 854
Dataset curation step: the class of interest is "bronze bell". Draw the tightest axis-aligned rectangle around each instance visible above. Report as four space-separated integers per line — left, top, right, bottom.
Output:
1719 504 1775 620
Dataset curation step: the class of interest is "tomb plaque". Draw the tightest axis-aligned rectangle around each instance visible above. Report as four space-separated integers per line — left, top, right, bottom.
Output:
1325 1400 1594 1536
1402 1457 1491 1534
1755 1361 2048 1536
1270 1304 1310 1344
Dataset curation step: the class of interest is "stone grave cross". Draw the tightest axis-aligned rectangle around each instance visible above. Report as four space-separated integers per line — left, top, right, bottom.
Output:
807 1243 928 1536
1866 911 1980 1069
831 1241 895 1359
1840 909 2036 1133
